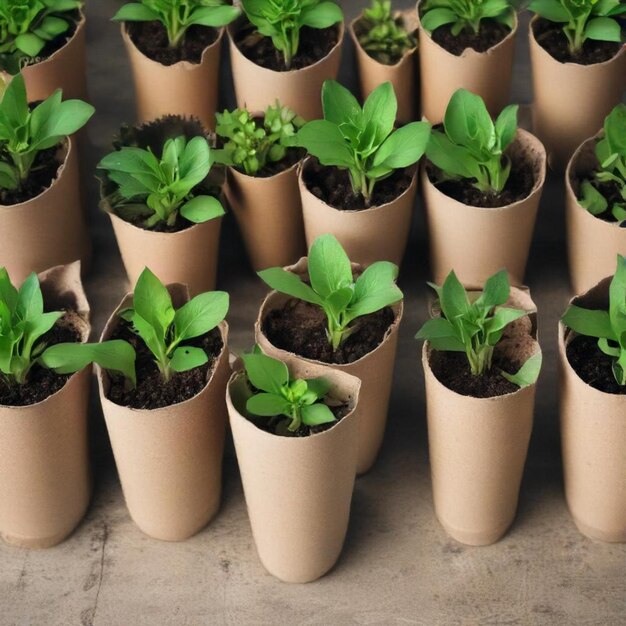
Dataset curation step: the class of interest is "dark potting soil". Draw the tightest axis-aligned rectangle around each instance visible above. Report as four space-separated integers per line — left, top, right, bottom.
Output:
256 148 306 178
262 299 396 365
576 177 626 226
566 335 626 395
106 320 223 409
122 208 203 233
429 20 510 55
532 18 622 65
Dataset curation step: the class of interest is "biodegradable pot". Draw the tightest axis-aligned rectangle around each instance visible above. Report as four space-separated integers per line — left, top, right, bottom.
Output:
255 257 402 475
0 262 91 548
0 139 90 285
565 135 626 295
559 278 626 542
227 18 344 120
227 357 362 583
98 285 230 541
300 159 417 266
529 17 626 171
423 129 546 286
417 2 516 123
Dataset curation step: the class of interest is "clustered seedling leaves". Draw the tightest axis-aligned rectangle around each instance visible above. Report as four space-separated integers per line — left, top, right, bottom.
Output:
415 269 542 386
426 88 518 195
562 255 626 386
295 80 431 205
420 0 514 36
259 234 403 350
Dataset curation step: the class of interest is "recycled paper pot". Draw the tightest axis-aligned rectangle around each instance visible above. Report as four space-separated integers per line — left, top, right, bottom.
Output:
300 160 417 266
423 129 546 286
529 17 626 172
227 358 362 582
565 136 626 295
559 279 626 542
416 2 516 123
0 263 91 548
227 18 344 120
98 286 231 541
122 25 223 130
0 139 90 285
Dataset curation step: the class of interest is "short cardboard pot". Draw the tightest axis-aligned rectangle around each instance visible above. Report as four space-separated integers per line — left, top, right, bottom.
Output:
423 129 546 286
227 18 344 120
0 262 91 548
529 17 626 172
559 278 626 542
227 356 362 583
97 285 231 541
255 257 402 475
416 2 516 123
565 135 626 295
0 138 90 285
300 159 417 266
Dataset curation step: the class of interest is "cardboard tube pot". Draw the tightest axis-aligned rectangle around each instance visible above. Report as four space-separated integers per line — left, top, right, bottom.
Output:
0 139 90 285
98 285 230 541
227 18 344 120
227 357 362 582
529 17 626 172
0 262 91 548
565 135 626 295
423 129 546 286
255 258 402 475
559 279 626 542
417 2 516 123
300 160 417 266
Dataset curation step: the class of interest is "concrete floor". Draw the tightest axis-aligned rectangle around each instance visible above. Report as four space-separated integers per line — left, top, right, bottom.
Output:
1 2 625 625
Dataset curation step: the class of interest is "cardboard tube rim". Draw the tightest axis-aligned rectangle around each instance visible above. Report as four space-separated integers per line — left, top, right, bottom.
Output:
227 158 301 186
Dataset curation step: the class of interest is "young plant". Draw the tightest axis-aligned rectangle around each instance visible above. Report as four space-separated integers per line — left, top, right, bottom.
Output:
97 135 225 228
420 0 515 36
112 0 240 49
241 0 343 70
214 101 304 176
562 255 626 386
120 268 228 382
425 88 519 195
0 73 94 191
258 233 403 350
242 345 335 432
295 80 431 205
415 269 542 386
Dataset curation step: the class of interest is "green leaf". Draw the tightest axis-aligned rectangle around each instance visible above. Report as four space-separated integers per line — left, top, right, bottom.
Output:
0 268 18 314
301 402 336 426
299 2 343 28
258 267 323 305
439 271 470 322
444 89 495 157
494 104 518 151
476 269 510 309
178 136 212 186
415 317 457 341
420 7 458 32
295 120 354 167
426 131 483 181
308 234 353 298
15 33 46 57
38 16 70 38
30 99 95 149
585 17 622 42
174 291 228 342
189 5 241 27
362 82 397 146
528 0 569 22
321 80 361 126
348 261 403 319
112 3 160 22
1 74 29 128
242 351 289 394
247 392 291 417
304 377 331 400
16 273 44 322
562 305 616 340
372 121 431 170
579 181 609 215
180 195 225 223
133 268 175 341
502 352 542 387
170 346 208 372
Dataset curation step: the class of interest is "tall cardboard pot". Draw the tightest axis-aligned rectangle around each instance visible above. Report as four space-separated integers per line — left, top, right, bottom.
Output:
0 262 91 548
227 357 362 582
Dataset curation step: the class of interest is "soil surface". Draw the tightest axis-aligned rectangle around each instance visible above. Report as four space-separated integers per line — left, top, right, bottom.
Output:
566 335 626 395
575 177 626 226
256 148 305 178
429 20 510 55
262 299 396 365
121 206 210 233
106 320 223 409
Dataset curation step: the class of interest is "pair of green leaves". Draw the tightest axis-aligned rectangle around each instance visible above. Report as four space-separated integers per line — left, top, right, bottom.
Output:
420 0 515 37
426 88 518 195
295 80 431 205
259 234 403 350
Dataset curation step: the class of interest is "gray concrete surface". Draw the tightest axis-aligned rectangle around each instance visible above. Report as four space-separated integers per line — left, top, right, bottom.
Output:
1 2 625 625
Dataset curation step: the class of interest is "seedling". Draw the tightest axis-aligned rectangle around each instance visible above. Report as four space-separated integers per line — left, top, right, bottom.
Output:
120 268 228 382
295 80 431 205
562 255 626 386
241 0 343 70
420 0 515 36
259 234 403 350
415 269 542 386
426 88 518 195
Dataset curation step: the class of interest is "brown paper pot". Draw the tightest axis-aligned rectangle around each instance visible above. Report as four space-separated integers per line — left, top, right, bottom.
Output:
423 129 546 286
417 3 516 123
255 258 402 475
529 18 626 172
121 25 223 130
227 358 361 582
565 135 626 295
0 139 90 285
225 162 306 271
0 262 91 548
300 160 417 266
559 279 626 542
98 286 230 541
227 18 344 120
